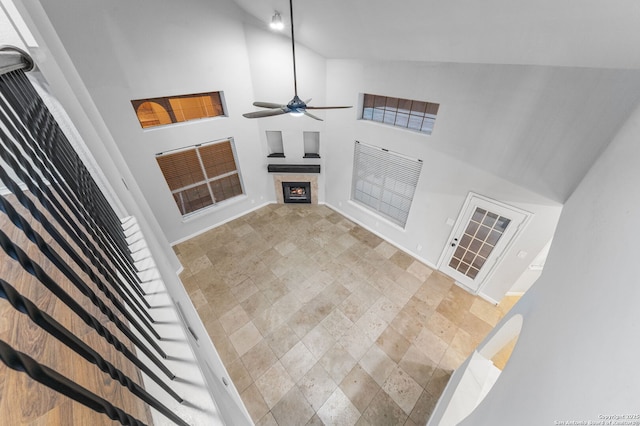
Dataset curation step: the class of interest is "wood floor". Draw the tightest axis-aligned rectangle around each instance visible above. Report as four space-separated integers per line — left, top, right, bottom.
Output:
0 192 152 425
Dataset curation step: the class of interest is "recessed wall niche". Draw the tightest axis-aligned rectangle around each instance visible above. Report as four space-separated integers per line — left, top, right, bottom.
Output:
303 131 320 158
266 130 284 157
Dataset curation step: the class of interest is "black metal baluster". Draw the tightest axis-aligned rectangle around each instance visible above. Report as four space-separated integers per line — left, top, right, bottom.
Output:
0 193 162 344
0 165 154 322
0 230 175 377
0 98 149 305
0 279 186 419
3 72 134 267
0 88 143 296
0 340 148 426
0 49 190 425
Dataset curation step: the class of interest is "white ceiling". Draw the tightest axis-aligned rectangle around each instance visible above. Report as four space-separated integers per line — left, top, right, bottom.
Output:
232 0 640 203
233 0 640 69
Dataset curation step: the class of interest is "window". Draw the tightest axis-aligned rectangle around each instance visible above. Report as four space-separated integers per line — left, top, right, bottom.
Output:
351 141 423 228
132 91 225 128
361 93 439 134
156 139 243 216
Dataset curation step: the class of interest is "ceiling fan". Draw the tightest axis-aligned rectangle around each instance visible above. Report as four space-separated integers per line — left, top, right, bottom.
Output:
242 0 352 121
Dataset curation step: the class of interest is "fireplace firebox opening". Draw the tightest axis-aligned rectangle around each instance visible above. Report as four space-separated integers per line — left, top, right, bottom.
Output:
283 182 311 203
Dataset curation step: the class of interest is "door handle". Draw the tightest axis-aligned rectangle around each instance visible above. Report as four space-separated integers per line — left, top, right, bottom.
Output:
451 237 458 247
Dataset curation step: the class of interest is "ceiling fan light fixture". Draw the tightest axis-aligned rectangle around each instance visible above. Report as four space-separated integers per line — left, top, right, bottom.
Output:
244 0 352 121
270 11 284 30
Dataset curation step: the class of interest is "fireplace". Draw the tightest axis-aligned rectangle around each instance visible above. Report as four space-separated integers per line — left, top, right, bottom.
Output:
282 182 311 203
273 174 318 204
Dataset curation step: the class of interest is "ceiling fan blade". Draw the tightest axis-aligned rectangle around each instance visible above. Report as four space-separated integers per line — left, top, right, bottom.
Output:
243 109 288 119
253 101 285 109
306 106 353 110
303 111 323 121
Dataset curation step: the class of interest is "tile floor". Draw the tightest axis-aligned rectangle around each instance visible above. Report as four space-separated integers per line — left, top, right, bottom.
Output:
175 204 518 425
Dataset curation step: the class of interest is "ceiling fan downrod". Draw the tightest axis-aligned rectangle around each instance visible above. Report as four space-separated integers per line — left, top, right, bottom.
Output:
289 0 298 97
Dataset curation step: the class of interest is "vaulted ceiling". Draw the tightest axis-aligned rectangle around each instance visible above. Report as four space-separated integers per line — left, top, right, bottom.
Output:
232 0 640 69
233 0 640 203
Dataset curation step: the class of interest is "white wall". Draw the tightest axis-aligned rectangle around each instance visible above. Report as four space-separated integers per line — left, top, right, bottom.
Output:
323 61 640 203
33 0 273 244
0 1 26 49
323 60 563 302
242 24 329 203
431 90 640 426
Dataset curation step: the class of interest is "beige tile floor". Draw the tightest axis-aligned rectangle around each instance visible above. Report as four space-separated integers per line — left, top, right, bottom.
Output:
175 204 518 426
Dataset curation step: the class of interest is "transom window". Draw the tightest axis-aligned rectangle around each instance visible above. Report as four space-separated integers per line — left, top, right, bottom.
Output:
156 139 243 216
132 91 225 128
361 93 439 134
351 141 423 228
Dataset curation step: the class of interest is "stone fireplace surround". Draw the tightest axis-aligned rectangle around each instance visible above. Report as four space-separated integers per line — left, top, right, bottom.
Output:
273 174 318 204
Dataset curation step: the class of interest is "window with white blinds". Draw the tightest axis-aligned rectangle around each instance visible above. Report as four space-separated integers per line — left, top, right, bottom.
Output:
351 141 423 228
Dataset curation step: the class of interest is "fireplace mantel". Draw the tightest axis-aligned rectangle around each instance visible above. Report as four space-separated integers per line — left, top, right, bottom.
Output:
267 164 320 174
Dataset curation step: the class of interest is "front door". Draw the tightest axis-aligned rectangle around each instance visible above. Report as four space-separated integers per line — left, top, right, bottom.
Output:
439 193 531 292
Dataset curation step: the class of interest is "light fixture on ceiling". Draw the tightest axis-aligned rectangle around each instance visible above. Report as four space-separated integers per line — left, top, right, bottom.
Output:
243 0 352 120
270 11 284 30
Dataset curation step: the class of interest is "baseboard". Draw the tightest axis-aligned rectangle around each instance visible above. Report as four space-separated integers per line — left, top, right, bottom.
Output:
170 201 272 246
323 201 439 271
477 292 500 305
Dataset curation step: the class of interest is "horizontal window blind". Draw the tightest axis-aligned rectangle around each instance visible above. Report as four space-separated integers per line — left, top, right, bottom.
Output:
351 141 422 228
156 139 243 216
362 93 439 134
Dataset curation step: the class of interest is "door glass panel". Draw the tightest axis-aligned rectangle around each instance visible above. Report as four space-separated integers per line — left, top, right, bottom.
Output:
479 243 493 258
467 267 480 279
472 256 485 269
448 207 511 280
463 251 475 264
486 230 502 246
496 217 510 232
476 225 490 240
472 208 486 222
466 221 479 236
483 212 498 227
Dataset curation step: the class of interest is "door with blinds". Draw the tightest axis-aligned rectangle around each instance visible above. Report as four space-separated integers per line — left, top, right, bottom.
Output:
351 141 423 228
439 193 531 292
